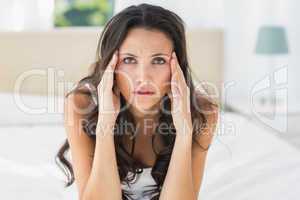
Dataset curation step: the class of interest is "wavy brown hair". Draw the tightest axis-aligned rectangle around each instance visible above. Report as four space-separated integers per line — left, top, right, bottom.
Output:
55 3 219 200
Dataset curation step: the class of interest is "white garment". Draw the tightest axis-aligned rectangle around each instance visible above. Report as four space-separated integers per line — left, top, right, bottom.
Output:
121 168 156 200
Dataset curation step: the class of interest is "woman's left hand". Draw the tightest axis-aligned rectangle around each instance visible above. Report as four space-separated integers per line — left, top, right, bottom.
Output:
168 51 193 138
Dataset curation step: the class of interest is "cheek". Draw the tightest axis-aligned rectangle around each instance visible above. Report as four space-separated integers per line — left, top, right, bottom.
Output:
155 68 171 93
115 66 134 96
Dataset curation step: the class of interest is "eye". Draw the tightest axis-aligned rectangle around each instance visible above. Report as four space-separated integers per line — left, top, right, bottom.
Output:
152 57 166 65
122 57 136 64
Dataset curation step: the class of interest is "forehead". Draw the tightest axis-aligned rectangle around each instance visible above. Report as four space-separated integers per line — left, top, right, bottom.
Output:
119 27 173 54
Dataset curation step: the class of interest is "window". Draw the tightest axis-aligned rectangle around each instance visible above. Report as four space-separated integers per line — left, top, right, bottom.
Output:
54 0 114 27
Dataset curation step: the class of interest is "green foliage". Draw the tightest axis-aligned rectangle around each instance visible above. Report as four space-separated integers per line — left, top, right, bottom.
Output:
54 0 113 27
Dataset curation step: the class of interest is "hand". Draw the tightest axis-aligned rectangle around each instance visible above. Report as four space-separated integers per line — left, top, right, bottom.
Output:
168 51 193 137
97 50 121 133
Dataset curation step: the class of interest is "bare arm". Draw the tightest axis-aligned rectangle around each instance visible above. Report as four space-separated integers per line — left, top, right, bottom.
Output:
83 123 122 200
191 104 219 198
159 100 219 200
64 93 122 200
64 93 95 199
159 125 196 200
159 51 197 200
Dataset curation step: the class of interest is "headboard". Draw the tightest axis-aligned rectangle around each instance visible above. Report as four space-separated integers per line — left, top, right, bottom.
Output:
0 28 223 98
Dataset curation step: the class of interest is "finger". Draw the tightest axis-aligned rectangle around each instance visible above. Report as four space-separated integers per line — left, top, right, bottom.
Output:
102 50 119 91
169 77 182 107
172 52 187 86
170 54 180 93
169 58 182 101
172 53 191 112
107 50 119 70
170 52 185 96
170 53 179 82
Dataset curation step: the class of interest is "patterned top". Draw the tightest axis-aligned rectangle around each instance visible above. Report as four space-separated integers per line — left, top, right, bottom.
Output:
121 168 156 200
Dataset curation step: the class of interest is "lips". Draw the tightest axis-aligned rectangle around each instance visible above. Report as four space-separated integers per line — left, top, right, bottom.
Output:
135 91 155 95
133 89 155 95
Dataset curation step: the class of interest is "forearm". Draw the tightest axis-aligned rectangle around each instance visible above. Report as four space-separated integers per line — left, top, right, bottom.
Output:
159 132 196 200
82 124 122 200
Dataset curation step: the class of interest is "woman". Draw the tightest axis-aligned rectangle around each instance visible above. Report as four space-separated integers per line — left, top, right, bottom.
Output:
56 3 219 200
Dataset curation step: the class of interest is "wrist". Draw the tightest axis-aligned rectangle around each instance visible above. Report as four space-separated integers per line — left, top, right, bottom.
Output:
175 123 192 137
96 120 116 137
174 133 193 149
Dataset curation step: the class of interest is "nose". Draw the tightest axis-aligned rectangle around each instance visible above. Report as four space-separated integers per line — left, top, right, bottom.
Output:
135 62 151 84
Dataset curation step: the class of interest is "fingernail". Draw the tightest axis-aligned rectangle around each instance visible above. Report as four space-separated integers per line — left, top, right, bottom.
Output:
113 50 118 57
114 51 118 61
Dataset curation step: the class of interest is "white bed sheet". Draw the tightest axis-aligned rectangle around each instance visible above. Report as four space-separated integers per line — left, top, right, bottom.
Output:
0 92 64 125
0 112 299 200
200 112 300 200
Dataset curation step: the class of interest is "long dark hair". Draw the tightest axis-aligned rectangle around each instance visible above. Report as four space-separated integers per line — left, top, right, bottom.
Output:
56 3 218 200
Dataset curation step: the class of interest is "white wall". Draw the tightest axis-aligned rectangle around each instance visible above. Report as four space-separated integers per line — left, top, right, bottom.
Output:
0 0 54 31
223 0 300 112
286 0 300 111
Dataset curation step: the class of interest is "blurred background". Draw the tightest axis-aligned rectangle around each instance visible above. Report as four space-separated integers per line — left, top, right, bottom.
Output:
0 0 299 199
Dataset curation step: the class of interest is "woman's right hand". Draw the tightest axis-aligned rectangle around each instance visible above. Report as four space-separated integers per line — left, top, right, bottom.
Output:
97 50 121 134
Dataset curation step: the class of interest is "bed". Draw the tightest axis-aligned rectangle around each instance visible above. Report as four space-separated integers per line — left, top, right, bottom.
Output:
0 93 299 200
0 28 225 199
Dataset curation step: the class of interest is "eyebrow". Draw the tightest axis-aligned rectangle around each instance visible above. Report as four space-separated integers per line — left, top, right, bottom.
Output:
120 53 170 57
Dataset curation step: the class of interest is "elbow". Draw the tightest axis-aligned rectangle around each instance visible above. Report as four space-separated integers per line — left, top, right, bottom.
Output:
79 191 89 200
80 189 97 200
80 191 99 200
80 193 98 200
159 193 197 200
80 189 122 200
192 191 198 200
159 190 198 200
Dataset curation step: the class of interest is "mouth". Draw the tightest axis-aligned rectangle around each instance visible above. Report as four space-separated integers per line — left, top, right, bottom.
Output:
133 90 155 95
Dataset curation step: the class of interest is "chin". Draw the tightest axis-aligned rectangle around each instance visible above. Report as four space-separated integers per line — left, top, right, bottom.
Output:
132 99 161 112
133 101 157 110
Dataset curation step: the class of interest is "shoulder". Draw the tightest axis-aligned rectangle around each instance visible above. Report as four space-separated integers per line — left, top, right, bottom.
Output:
64 83 96 134
64 84 95 115
63 85 96 150
192 91 219 150
197 92 219 126
194 89 219 126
